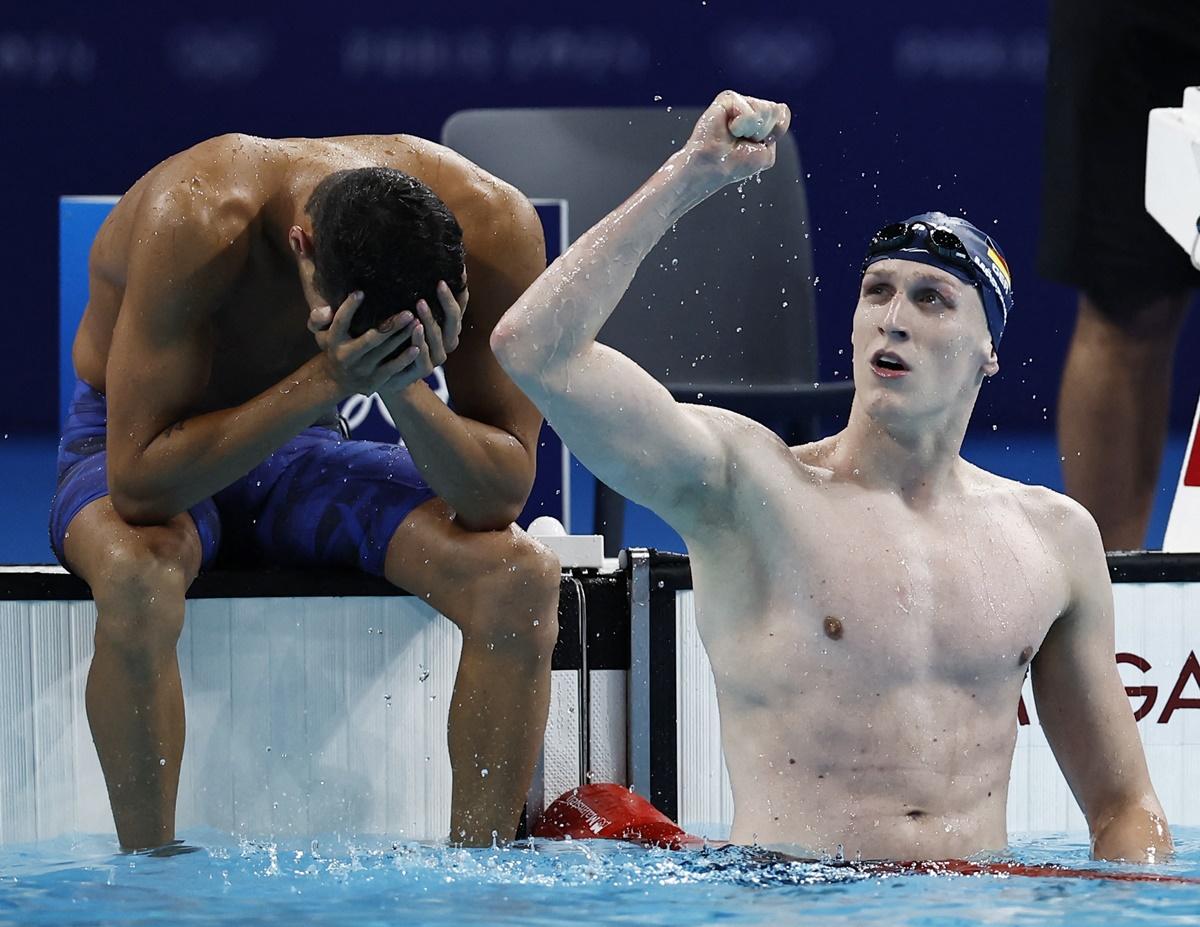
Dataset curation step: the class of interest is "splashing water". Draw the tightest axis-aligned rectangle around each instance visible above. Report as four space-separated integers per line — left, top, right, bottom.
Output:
0 829 1198 926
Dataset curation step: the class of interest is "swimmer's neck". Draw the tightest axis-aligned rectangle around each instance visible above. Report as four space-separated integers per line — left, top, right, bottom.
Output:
262 165 329 252
824 404 971 503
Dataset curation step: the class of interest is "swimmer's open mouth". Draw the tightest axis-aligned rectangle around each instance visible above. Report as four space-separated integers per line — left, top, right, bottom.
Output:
870 349 910 377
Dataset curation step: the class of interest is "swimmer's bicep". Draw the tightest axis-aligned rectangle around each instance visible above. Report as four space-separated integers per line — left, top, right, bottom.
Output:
533 343 734 517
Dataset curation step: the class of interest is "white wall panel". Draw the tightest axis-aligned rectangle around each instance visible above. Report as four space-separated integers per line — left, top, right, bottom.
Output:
1 596 465 843
676 592 733 839
589 669 627 786
0 592 597 845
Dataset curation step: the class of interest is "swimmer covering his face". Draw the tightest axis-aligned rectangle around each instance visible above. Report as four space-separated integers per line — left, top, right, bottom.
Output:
493 92 1172 862
52 132 558 851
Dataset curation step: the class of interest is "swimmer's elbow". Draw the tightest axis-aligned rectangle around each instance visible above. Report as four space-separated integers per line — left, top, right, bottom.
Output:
487 319 530 374
1090 797 1173 862
491 321 557 387
110 493 165 527
455 509 520 534
453 496 526 533
108 478 180 528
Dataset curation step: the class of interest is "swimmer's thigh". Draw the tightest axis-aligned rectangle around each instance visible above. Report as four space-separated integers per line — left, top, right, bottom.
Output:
60 497 205 596
381 496 558 622
225 431 557 625
50 447 218 592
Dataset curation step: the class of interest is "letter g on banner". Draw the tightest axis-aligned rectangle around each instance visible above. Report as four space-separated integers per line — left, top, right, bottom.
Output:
1117 652 1158 722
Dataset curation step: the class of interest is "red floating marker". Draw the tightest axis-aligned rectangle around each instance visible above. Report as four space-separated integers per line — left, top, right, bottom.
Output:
532 783 706 849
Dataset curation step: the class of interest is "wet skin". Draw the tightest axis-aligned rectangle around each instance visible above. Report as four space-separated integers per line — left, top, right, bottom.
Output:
493 91 1171 862
63 133 559 849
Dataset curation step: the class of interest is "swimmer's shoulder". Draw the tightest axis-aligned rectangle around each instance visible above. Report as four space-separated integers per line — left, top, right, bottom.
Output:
686 406 828 490
327 133 541 245
417 140 543 261
91 134 267 286
964 463 1104 556
145 133 268 225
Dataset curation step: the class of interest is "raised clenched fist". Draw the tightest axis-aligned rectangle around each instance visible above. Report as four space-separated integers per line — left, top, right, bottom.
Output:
679 90 792 191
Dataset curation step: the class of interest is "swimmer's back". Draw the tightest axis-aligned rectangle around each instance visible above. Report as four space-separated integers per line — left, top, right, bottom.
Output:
73 132 517 398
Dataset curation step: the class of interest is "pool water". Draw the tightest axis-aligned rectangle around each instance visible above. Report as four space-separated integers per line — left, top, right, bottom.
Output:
2 828 1199 926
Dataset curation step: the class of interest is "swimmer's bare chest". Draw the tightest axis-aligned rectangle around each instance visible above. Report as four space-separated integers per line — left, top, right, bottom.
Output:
696 476 1065 668
684 475 1069 843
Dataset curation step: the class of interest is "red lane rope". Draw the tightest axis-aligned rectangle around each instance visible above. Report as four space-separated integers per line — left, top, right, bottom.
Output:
532 784 1200 885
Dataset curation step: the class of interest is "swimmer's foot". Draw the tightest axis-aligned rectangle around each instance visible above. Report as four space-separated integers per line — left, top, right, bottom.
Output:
128 839 203 858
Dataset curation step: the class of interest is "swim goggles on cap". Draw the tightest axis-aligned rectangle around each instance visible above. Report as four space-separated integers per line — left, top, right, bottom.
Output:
862 221 976 281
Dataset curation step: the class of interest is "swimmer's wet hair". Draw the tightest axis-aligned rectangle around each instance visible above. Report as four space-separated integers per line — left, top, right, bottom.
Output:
305 167 465 336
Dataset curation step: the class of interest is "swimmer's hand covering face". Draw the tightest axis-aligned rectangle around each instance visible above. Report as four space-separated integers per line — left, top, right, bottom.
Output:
678 90 792 195
307 281 468 397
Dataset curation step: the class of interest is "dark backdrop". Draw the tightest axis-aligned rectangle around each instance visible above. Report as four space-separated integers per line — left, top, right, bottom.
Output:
5 1 1199 435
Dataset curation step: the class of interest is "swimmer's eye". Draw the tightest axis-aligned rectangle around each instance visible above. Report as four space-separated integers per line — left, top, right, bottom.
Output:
863 283 890 299
916 289 951 306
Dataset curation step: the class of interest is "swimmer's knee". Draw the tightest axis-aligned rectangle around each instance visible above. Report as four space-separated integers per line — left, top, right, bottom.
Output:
459 533 561 651
483 532 561 606
89 531 195 653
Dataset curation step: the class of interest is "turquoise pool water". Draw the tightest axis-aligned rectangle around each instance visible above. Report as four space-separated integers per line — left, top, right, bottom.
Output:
2 829 1199 926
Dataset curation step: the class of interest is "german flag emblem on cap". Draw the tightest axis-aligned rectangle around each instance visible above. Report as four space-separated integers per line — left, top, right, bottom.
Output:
987 246 1011 291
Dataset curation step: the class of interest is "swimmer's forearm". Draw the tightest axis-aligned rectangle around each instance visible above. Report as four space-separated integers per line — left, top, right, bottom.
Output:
492 151 708 378
490 152 735 520
1090 801 1173 863
109 357 342 524
381 381 533 531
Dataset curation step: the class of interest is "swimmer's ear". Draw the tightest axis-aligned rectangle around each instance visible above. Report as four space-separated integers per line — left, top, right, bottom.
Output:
983 344 999 378
288 225 314 259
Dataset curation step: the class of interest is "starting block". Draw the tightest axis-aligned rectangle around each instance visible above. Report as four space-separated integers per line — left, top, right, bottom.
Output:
1146 86 1200 550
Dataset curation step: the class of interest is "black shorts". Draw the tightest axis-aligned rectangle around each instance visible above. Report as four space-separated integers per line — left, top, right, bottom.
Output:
1039 0 1200 311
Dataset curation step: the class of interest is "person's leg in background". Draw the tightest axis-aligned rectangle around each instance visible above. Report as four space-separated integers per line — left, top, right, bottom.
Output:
1058 291 1192 549
1040 0 1200 548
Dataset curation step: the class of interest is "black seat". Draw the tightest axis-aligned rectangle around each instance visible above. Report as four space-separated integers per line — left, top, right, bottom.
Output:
442 107 854 552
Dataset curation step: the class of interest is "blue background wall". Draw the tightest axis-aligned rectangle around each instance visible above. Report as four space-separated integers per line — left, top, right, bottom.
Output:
2 2 1199 554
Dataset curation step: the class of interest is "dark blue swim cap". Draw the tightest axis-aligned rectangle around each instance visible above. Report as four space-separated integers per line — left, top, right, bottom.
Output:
862 212 1013 346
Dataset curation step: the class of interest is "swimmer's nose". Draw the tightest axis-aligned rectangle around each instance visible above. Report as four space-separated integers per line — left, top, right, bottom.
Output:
879 302 910 340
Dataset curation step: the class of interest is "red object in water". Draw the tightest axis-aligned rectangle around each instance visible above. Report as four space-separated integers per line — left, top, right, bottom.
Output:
880 858 1200 884
533 784 1200 884
532 783 706 849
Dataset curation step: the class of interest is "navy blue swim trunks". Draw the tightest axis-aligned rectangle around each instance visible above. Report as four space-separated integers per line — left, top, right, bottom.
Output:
48 378 437 576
